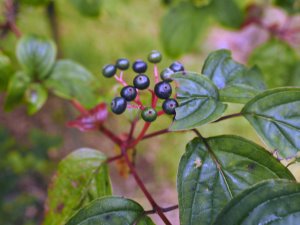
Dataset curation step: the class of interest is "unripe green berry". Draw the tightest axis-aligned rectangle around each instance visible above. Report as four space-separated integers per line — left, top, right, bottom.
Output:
102 64 117 78
160 68 174 82
141 107 157 122
116 58 130 70
147 50 162 64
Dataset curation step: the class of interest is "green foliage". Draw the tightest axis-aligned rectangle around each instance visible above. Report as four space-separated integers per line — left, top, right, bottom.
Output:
0 51 13 91
170 72 227 131
177 136 294 225
16 34 57 79
214 179 300 225
69 0 102 17
242 88 300 159
160 2 208 58
4 71 31 111
249 39 298 88
45 60 100 108
25 84 48 115
19 0 50 6
66 197 154 225
44 148 112 225
202 50 266 103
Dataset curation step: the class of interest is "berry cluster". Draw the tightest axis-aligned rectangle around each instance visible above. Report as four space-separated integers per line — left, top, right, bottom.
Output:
102 50 183 122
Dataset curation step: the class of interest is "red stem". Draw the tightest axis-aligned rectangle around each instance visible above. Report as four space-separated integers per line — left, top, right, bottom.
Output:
128 122 151 148
142 128 169 140
99 126 123 145
121 146 171 225
71 99 89 116
212 113 242 123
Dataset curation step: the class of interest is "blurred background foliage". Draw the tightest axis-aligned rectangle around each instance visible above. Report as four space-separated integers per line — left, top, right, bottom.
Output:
0 0 299 224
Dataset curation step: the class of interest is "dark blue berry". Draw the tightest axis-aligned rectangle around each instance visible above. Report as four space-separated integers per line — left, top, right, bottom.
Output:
132 60 147 73
133 74 150 90
141 107 157 122
162 98 178 115
120 85 137 101
160 68 174 82
102 64 117 78
169 61 184 72
154 81 172 99
148 50 162 64
116 58 130 70
111 97 127 114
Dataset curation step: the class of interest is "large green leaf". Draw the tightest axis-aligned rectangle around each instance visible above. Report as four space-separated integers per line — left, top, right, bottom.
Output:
66 196 154 225
43 148 112 225
211 0 244 28
0 52 13 91
242 88 300 159
249 39 298 88
4 71 31 111
177 135 294 225
160 2 208 58
274 0 299 12
20 0 50 6
45 60 99 108
169 72 227 131
16 34 56 79
25 84 48 115
69 0 102 17
202 50 266 103
213 179 300 225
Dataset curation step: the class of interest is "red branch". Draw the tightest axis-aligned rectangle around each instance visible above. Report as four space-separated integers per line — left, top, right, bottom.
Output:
1 0 21 38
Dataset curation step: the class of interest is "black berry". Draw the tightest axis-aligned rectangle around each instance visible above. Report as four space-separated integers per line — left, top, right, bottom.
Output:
102 64 117 78
154 81 172 99
132 60 147 73
169 61 184 72
160 68 174 82
120 86 137 101
111 97 127 114
147 50 162 64
162 98 178 115
116 58 130 70
141 107 157 122
133 74 150 90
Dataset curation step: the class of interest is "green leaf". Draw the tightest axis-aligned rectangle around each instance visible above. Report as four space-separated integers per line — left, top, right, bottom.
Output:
19 0 50 6
66 196 154 225
44 148 112 225
178 135 294 225
242 88 300 159
69 0 102 17
249 39 298 88
211 0 244 28
4 71 31 111
16 34 56 79
0 52 13 91
202 50 266 103
213 179 300 225
169 72 227 131
45 60 99 108
160 2 208 58
25 84 48 115
274 0 299 12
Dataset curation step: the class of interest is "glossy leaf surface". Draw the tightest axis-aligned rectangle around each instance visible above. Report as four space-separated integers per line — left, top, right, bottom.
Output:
69 0 102 17
25 84 48 115
178 135 294 225
170 72 227 131
45 60 99 108
66 196 154 225
242 88 300 159
160 2 208 58
202 50 266 103
249 39 298 88
4 71 31 111
214 179 300 225
16 34 56 79
44 148 111 225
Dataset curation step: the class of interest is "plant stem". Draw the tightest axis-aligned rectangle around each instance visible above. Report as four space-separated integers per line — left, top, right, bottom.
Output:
46 0 63 58
128 122 151 148
121 146 172 225
212 112 242 123
142 128 169 140
1 0 21 38
99 126 123 145
106 154 123 163
71 99 89 115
